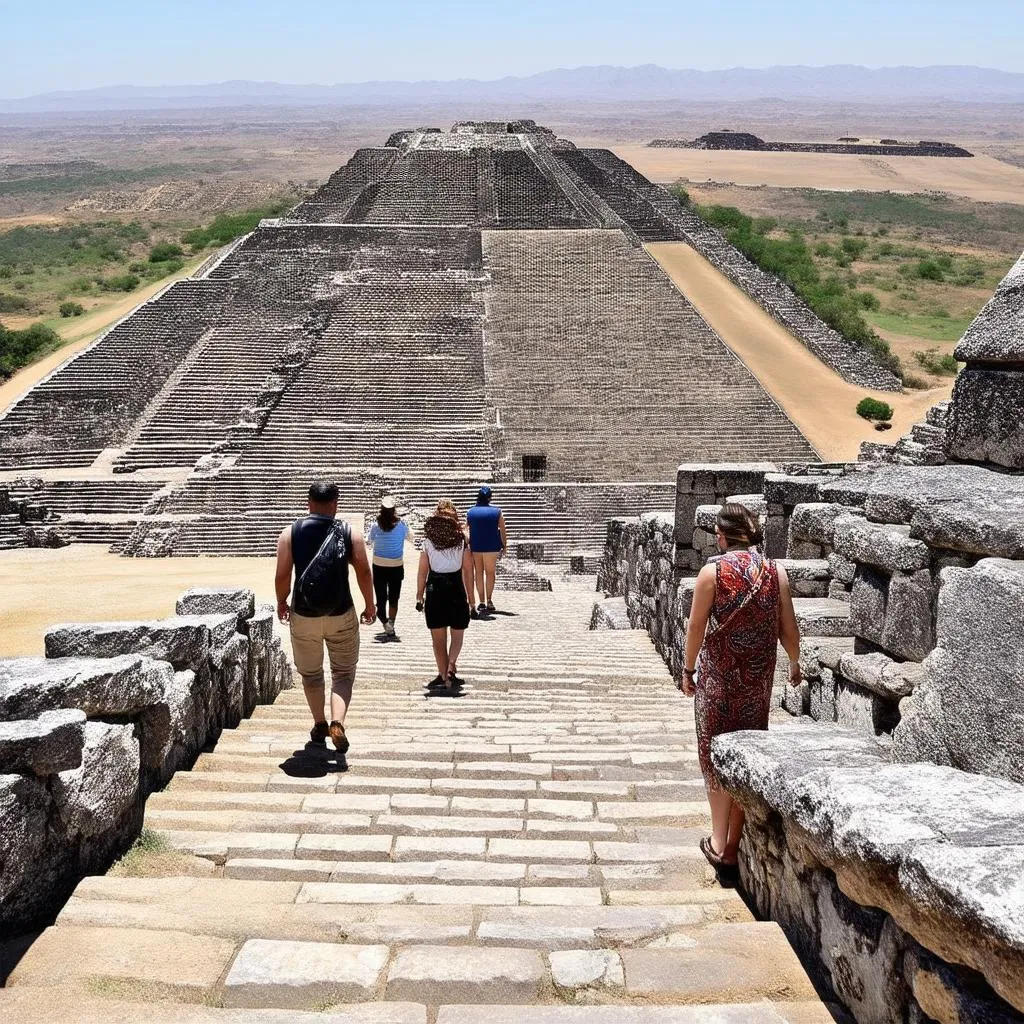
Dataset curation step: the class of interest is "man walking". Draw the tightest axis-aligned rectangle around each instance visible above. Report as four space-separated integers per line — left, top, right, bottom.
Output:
275 481 376 755
466 485 507 614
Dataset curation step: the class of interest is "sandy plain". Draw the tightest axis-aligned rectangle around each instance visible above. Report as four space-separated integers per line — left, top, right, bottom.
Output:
615 145 1024 204
645 242 950 461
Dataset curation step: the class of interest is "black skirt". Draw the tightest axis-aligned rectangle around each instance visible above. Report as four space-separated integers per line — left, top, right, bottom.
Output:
424 570 471 630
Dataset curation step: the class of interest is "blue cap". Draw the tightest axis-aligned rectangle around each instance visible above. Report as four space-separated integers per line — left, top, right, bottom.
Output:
477 485 492 503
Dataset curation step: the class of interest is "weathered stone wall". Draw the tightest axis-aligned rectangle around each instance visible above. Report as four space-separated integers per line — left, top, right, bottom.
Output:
713 725 1024 1023
0 483 63 551
0 586 292 933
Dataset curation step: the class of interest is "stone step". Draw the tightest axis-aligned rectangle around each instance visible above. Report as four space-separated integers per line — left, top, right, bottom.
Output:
0 992 835 1024
8 923 817 1008
57 876 746 945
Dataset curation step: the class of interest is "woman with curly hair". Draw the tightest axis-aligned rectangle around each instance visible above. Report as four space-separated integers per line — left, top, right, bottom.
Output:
416 499 474 689
680 502 801 883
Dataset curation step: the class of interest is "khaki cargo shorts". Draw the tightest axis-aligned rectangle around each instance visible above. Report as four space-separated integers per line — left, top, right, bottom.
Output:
289 608 359 692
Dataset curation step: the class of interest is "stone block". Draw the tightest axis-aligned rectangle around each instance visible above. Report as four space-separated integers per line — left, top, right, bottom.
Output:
0 654 169 719
809 668 837 722
838 652 922 701
44 617 232 674
694 504 721 534
176 587 256 629
881 570 935 662
0 709 85 776
385 945 543 1004
0 772 53 929
828 552 857 586
946 370 1024 469
51 720 140 839
550 949 624 989
833 518 930 574
764 473 823 507
777 558 829 597
849 566 889 647
223 939 388 1008
789 503 859 548
893 558 1024 782
676 462 776 496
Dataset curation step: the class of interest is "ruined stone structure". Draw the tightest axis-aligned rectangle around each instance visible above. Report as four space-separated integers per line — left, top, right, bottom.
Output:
595 250 1024 1022
0 587 291 933
650 132 973 157
1 120 912 563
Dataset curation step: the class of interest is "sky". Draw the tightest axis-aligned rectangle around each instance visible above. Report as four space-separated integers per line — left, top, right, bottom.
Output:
3 0 1023 97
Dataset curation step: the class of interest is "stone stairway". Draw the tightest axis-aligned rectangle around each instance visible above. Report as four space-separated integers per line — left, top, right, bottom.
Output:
3 584 834 1023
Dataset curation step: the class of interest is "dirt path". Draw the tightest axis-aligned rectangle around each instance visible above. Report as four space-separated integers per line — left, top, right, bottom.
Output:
616 146 1024 204
645 242 950 461
0 257 205 415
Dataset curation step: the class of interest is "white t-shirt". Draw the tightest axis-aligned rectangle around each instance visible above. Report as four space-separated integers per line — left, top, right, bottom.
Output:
422 538 465 573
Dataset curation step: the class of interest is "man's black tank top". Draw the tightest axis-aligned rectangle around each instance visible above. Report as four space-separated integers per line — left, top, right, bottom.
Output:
291 514 354 617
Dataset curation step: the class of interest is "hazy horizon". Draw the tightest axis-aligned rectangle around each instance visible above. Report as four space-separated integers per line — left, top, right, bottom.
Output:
5 0 1024 98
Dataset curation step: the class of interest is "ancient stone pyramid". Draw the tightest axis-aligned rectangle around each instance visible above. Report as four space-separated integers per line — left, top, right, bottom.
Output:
0 121 825 558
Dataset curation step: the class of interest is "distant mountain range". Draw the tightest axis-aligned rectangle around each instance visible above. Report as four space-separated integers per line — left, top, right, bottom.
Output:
4 65 1024 112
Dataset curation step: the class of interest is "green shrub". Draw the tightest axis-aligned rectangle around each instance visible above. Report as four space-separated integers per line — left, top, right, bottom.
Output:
916 259 945 282
0 264 12 279
671 184 691 206
913 348 960 376
0 322 61 378
856 397 894 422
149 242 184 262
59 301 85 317
854 291 881 311
100 273 140 292
840 237 869 258
0 291 30 312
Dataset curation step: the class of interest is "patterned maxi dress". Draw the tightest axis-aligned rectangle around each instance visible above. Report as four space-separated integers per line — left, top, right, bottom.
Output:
695 549 780 790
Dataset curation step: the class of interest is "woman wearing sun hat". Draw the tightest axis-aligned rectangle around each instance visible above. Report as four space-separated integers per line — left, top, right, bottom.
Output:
366 496 413 637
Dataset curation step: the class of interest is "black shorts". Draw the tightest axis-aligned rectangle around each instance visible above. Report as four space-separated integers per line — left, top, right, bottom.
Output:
424 570 471 630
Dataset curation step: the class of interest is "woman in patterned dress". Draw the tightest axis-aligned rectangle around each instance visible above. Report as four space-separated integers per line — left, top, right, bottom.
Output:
681 503 802 882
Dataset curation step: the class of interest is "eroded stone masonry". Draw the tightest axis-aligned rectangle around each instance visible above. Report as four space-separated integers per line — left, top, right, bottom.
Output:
597 250 1024 1023
1 588 291 933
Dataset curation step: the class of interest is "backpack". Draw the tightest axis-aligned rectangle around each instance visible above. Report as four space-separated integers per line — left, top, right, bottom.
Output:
294 519 351 615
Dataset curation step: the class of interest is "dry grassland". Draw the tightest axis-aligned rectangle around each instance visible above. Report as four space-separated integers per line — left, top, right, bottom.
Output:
646 242 949 461
616 146 1024 204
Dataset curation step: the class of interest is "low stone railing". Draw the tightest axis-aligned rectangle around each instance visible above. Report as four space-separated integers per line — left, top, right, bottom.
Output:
0 587 291 933
712 722 1024 1023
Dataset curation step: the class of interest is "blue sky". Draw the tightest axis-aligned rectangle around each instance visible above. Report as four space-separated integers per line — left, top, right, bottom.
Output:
3 0 1022 97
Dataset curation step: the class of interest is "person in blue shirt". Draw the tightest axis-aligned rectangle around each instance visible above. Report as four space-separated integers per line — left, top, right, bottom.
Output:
465 485 507 614
366 496 413 637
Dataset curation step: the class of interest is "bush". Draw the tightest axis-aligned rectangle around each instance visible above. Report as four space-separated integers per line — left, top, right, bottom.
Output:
0 322 61 379
853 291 881 311
100 273 140 292
0 291 30 312
913 348 960 376
149 242 184 262
840 237 869 259
857 397 894 422
916 259 945 282
59 301 85 317
671 184 691 206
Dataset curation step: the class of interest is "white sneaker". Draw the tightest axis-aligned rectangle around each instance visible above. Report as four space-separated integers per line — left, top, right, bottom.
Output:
385 619 396 636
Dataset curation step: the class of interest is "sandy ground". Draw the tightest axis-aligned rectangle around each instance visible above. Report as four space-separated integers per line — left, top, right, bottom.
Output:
0 257 205 415
0 519 415 658
615 146 1024 204
645 242 950 461
0 549 281 658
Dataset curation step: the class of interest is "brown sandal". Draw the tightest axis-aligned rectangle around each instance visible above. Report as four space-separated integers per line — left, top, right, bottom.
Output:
700 835 726 868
